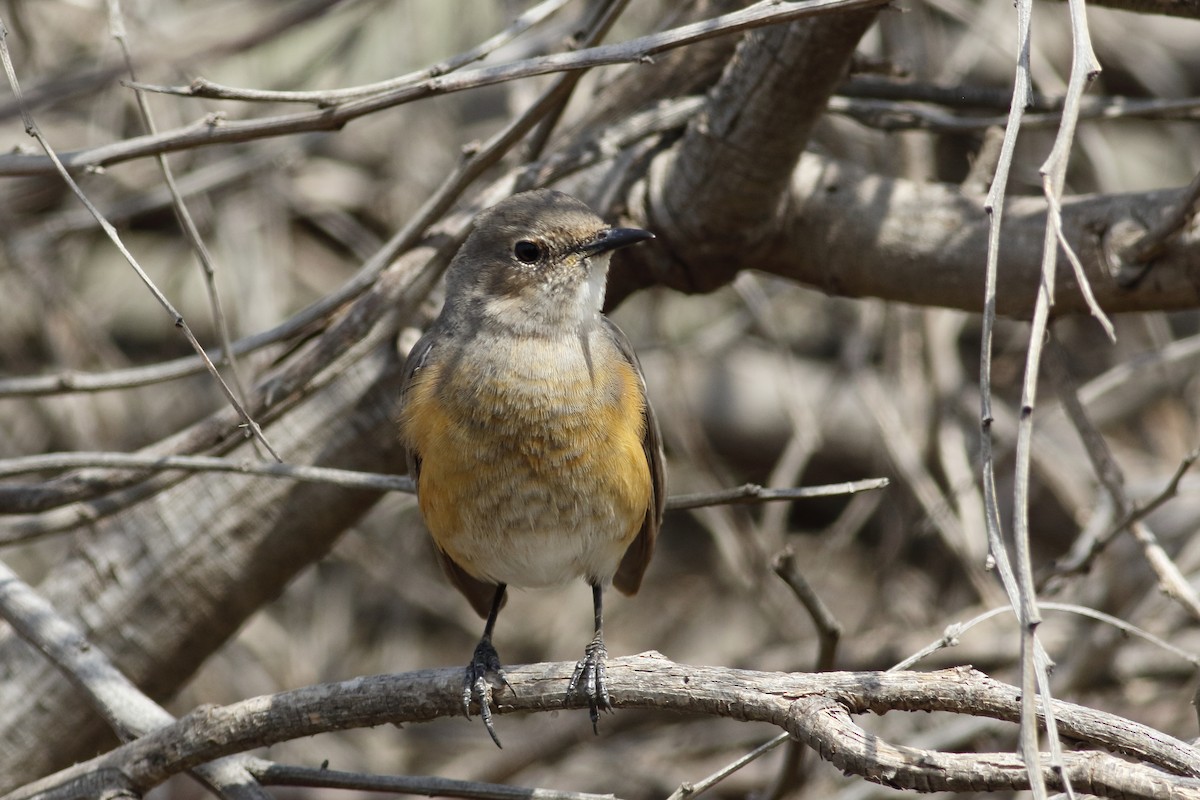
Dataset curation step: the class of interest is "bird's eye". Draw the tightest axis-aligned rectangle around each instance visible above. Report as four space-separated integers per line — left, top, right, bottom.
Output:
513 240 542 264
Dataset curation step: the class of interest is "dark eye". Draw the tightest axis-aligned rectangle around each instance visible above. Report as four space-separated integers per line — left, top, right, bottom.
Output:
513 240 542 264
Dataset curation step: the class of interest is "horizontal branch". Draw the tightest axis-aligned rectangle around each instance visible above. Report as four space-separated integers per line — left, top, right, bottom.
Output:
0 450 881 524
0 454 413 513
618 151 1200 316
0 0 885 177
246 760 614 800
9 656 1197 800
828 94 1200 133
1056 0 1200 19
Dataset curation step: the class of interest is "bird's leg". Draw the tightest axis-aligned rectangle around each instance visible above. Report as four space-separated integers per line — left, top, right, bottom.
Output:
464 584 510 748
567 582 611 733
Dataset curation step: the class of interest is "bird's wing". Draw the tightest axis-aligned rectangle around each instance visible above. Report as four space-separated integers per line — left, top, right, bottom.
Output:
603 316 666 596
398 330 436 484
437 548 505 618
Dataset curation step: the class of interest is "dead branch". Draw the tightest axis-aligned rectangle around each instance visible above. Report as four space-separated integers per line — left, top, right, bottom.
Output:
6 655 1197 800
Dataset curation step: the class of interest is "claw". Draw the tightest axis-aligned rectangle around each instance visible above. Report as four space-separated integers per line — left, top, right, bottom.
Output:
567 634 611 733
463 637 509 748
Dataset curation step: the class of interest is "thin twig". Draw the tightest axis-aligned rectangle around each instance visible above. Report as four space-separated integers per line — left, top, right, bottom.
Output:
976 0 1047 792
839 74 1200 116
890 601 1200 672
665 479 888 511
145 0 576 107
0 96 701 401
248 759 618 800
0 452 413 494
1045 337 1200 619
762 533 849 800
1050 442 1200 578
772 547 843 673
0 0 886 178
663 734 790 800
0 16 282 462
107 0 257 453
1106 445 1200 542
1003 0 1104 790
0 453 884 544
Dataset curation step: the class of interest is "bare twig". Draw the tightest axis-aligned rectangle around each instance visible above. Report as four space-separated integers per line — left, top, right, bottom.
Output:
0 451 882 543
0 0 886 178
1047 185 1115 340
1107 445 1200 540
664 734 789 800
1045 337 1200 619
0 96 700 401
107 0 256 452
1050 442 1200 578
665 479 888 511
0 16 281 462
890 601 1200 672
839 74 1200 117
976 0 1043 791
247 759 617 800
0 452 413 496
143 0 576 107
1038 0 1111 348
772 547 843 673
827 94 1200 133
1002 0 1105 791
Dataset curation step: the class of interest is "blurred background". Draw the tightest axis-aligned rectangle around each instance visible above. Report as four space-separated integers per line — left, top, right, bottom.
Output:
1 0 1199 797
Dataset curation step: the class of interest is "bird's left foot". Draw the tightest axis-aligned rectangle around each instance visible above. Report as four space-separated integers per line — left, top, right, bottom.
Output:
567 635 611 733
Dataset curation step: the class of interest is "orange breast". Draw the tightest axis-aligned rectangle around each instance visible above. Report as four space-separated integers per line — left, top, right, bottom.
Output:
400 338 652 588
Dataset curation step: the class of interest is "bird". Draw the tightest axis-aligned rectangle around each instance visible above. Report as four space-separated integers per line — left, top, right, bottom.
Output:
398 189 665 746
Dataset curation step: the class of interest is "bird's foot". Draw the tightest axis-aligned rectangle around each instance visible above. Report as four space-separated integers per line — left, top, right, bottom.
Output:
462 637 510 748
567 635 611 734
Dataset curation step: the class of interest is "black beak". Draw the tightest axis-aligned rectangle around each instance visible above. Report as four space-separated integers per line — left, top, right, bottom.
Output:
581 227 654 256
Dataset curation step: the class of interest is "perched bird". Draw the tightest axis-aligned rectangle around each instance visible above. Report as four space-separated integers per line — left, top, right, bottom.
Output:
398 189 664 745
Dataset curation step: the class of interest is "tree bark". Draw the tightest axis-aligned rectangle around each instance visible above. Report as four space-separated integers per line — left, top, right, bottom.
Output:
612 151 1200 316
0 339 407 788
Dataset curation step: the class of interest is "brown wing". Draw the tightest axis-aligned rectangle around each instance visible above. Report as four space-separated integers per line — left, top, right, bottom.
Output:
436 549 505 618
604 316 666 596
398 330 436 484
399 331 505 619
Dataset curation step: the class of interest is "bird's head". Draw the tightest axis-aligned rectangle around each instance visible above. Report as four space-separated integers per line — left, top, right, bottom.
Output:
443 189 653 334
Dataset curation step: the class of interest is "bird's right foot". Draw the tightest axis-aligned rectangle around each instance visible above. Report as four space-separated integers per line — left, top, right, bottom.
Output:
462 636 509 748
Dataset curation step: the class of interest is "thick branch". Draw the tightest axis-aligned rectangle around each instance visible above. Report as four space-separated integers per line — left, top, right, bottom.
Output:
0 340 407 788
0 561 269 800
7 656 1198 800
613 152 1200 316
640 6 877 297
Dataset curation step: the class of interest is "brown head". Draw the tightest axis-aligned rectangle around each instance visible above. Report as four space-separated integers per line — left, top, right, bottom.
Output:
441 190 653 335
